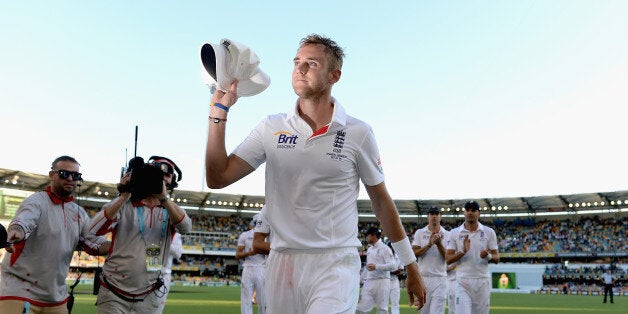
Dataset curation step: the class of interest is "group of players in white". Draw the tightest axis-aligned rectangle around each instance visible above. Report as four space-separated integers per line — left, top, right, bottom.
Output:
237 201 499 314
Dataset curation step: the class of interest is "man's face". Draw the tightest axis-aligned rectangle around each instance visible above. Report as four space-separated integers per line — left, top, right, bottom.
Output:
292 44 339 99
151 160 174 187
49 160 80 197
366 233 378 245
464 207 480 223
163 172 173 185
428 212 441 225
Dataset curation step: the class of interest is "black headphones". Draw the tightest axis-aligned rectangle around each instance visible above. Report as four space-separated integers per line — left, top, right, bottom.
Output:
148 156 182 190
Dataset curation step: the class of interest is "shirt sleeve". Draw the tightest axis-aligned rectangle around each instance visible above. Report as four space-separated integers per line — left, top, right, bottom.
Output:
173 213 192 234
237 233 246 247
446 229 458 251
9 194 44 240
88 198 121 236
232 117 269 170
376 245 397 271
255 211 271 234
356 126 385 187
78 206 108 255
488 228 498 251
170 233 183 260
411 230 421 247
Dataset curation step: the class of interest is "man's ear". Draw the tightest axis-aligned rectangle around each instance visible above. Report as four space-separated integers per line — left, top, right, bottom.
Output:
329 69 341 84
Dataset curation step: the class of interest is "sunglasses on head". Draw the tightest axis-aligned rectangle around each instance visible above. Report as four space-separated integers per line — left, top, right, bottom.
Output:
54 170 82 181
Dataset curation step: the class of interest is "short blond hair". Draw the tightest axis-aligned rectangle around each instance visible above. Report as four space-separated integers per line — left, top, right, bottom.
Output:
300 34 345 71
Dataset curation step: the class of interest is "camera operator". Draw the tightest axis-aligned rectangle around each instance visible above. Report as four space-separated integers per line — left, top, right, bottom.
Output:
0 155 110 314
88 156 191 313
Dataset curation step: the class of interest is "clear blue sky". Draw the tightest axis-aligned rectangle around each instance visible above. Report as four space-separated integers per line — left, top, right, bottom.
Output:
1 1 627 200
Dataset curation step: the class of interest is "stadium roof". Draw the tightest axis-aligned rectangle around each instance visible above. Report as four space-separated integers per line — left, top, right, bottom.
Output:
1 167 627 219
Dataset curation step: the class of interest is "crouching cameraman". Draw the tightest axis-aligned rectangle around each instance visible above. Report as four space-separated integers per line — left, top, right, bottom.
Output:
88 156 191 313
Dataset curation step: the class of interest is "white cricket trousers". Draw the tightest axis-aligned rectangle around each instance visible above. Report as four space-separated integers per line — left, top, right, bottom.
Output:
264 247 360 314
454 277 490 314
356 277 391 314
419 276 447 314
241 266 265 314
447 278 456 314
389 277 401 314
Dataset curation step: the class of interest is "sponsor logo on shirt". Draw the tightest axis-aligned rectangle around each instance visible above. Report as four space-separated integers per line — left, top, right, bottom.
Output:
274 131 298 149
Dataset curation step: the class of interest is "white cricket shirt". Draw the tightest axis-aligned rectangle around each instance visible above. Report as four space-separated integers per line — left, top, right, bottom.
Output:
237 229 266 267
411 226 450 277
233 99 385 250
447 222 498 279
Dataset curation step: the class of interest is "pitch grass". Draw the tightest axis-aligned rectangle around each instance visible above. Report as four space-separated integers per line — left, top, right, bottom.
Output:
69 285 622 314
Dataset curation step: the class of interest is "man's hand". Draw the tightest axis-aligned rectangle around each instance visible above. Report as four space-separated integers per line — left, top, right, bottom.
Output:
430 232 442 246
160 180 169 200
211 80 239 109
405 262 427 310
366 263 376 271
116 172 132 196
5 225 25 253
463 235 470 253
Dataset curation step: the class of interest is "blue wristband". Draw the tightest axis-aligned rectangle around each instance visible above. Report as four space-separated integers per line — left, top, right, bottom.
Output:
213 102 229 112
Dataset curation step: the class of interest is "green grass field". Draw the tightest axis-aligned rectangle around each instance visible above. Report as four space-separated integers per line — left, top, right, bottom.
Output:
69 285 622 314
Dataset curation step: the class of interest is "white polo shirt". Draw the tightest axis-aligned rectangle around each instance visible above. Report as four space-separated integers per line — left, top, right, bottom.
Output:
233 98 385 250
237 229 266 267
365 239 396 280
446 222 498 279
411 226 450 277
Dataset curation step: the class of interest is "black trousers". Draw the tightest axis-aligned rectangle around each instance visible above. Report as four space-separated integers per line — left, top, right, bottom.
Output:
603 284 614 302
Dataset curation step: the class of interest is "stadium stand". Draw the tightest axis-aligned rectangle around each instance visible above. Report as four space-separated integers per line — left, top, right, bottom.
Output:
0 167 626 293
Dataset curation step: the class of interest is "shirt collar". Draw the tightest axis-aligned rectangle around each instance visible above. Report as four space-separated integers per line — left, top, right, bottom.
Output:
286 96 347 127
132 199 162 209
463 222 485 232
45 186 74 204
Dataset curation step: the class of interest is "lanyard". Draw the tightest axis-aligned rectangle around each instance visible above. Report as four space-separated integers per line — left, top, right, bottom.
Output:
136 206 169 242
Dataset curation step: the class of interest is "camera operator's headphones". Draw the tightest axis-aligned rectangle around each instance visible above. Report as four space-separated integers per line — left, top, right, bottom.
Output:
148 156 182 190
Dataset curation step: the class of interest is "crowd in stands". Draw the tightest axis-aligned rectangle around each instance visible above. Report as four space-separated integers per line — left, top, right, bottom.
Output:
179 213 251 250
177 255 227 274
541 264 626 294
191 213 250 234
181 232 239 251
543 264 626 282
357 216 627 256
493 216 627 254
